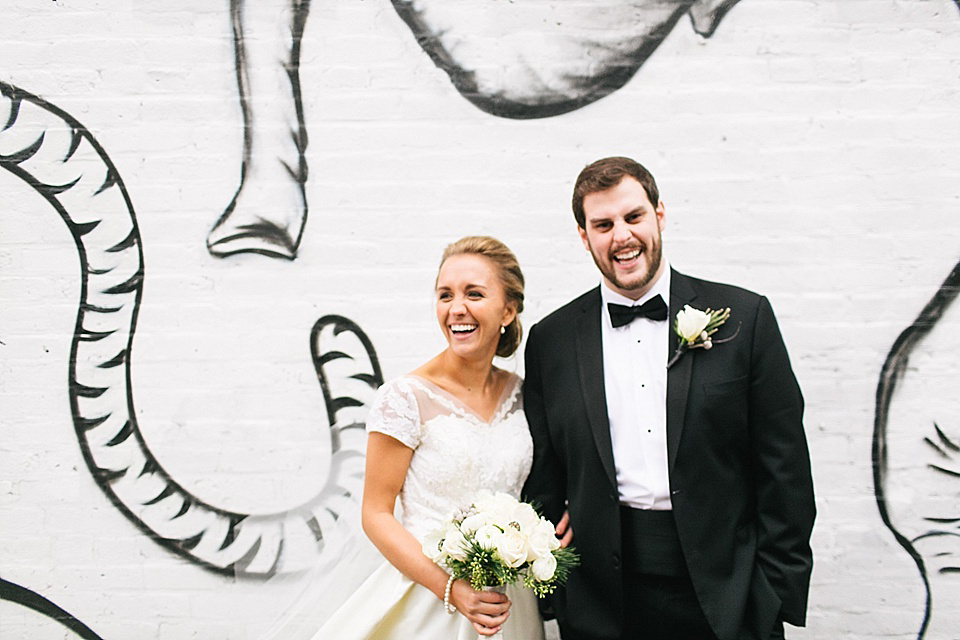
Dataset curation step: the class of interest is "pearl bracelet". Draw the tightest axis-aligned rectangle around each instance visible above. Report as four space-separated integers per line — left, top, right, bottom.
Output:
443 575 457 614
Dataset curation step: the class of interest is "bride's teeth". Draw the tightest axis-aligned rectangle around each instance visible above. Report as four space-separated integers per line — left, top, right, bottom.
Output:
451 324 477 333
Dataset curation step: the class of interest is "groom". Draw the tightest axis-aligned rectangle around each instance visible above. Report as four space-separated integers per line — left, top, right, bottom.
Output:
522 156 815 640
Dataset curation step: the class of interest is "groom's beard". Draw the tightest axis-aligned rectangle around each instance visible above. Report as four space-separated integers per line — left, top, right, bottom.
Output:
589 234 664 298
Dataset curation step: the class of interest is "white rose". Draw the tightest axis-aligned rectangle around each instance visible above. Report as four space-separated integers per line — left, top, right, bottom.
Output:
471 490 497 513
512 502 541 533
460 513 488 535
537 520 561 549
422 528 445 562
675 305 711 342
496 530 528 568
526 521 561 562
531 553 557 582
474 524 503 550
481 492 522 526
441 527 469 561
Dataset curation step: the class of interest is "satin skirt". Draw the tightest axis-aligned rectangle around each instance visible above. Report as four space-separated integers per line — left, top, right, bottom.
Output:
311 561 546 640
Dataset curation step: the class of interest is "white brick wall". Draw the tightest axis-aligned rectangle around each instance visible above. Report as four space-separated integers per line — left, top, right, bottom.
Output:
1 0 958 638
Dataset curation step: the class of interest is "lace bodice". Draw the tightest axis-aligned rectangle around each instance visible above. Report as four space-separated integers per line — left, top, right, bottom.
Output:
366 374 533 541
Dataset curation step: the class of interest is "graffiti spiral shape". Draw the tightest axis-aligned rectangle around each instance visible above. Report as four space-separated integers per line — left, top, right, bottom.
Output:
0 81 382 578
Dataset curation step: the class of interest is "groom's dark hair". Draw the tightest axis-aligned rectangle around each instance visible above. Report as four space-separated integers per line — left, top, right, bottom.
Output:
572 156 660 228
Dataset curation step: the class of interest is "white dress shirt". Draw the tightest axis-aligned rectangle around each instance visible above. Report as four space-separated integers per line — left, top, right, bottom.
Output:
600 266 672 510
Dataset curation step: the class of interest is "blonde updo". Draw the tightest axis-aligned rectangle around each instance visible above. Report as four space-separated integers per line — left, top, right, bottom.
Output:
439 236 525 358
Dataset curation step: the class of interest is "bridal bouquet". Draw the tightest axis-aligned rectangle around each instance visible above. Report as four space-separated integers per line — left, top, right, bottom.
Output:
422 491 579 598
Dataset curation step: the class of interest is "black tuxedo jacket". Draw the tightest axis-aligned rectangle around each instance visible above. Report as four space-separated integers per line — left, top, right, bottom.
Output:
522 270 815 640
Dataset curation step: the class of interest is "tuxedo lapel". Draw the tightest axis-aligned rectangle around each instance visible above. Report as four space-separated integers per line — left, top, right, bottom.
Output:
667 270 697 473
575 288 618 491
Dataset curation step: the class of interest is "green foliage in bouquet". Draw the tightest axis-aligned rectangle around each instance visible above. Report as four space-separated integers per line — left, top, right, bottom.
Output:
442 534 580 597
522 546 579 597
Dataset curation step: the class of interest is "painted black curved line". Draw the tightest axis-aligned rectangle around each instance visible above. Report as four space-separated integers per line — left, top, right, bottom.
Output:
2 92 21 130
64 128 83 162
0 132 44 164
77 414 111 431
928 464 960 478
44 175 83 197
73 383 108 398
933 423 959 451
873 259 960 639
107 227 138 253
0 577 104 640
102 272 143 295
105 421 134 447
923 437 950 458
81 302 124 314
77 328 117 342
1 81 383 577
913 531 960 543
98 350 127 368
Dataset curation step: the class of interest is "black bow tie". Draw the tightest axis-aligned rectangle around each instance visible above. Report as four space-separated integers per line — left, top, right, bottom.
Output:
608 295 668 328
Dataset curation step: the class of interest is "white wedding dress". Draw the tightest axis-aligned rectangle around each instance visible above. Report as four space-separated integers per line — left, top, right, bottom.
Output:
311 373 546 640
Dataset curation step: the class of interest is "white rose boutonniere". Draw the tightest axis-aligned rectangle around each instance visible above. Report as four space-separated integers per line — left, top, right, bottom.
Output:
667 305 739 368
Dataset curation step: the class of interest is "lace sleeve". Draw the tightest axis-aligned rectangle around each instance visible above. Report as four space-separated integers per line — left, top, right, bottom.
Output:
366 378 422 449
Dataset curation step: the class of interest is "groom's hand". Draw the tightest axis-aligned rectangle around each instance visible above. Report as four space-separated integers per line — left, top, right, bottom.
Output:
556 510 574 548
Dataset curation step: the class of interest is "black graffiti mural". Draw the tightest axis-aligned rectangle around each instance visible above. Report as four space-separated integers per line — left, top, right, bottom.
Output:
390 0 741 119
0 81 382 578
211 0 960 261
874 260 960 639
0 578 104 640
211 0 742 260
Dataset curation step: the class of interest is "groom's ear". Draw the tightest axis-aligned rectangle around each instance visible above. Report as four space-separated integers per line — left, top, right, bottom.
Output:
577 224 590 251
688 0 742 38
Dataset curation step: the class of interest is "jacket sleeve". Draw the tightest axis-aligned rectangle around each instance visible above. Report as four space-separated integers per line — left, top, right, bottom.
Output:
749 296 816 626
522 322 567 525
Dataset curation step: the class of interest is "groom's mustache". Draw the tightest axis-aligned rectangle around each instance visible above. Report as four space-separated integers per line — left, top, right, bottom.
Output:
390 0 742 119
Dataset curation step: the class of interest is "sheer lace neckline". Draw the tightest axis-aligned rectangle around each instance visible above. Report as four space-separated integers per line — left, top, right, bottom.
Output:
405 373 520 425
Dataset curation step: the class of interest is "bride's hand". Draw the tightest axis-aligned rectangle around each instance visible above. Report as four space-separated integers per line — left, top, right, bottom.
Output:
449 579 511 636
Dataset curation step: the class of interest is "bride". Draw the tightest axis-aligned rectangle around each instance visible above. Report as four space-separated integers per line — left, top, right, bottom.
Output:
313 236 546 639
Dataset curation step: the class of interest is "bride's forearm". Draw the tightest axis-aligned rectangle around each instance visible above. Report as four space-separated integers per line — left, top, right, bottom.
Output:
362 509 449 600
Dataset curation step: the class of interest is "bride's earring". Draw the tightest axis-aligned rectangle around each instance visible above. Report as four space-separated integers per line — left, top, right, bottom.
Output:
500 325 506 335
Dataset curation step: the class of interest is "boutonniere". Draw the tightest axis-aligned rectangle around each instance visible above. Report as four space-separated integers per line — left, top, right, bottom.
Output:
666 305 740 369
